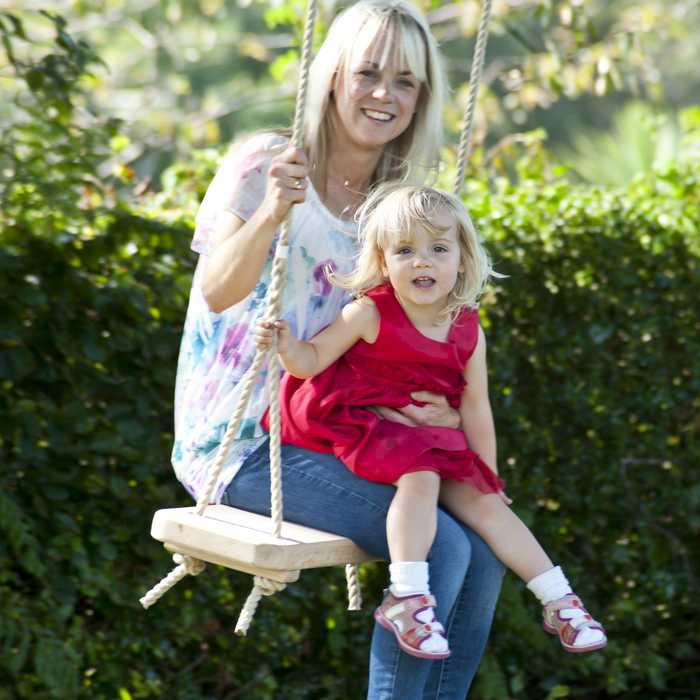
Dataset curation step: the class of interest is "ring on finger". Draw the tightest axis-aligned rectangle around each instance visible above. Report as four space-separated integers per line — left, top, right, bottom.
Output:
293 177 304 190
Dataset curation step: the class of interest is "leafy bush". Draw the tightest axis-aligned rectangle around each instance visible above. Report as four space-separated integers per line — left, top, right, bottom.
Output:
2 11 698 700
469 155 700 699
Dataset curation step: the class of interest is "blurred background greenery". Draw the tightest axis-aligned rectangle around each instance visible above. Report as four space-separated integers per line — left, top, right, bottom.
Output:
6 0 700 184
1 1 698 699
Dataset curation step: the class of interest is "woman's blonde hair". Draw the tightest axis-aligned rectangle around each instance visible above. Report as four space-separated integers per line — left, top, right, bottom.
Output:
305 0 446 188
333 183 497 322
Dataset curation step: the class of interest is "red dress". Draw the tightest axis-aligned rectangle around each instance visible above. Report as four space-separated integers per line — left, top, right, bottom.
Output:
268 284 504 493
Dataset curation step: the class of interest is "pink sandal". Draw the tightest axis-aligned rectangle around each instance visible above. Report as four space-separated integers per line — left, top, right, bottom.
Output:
543 594 607 653
373 591 450 660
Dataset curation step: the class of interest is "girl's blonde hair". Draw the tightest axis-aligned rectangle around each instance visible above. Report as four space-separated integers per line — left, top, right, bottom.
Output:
305 0 446 188
333 183 497 322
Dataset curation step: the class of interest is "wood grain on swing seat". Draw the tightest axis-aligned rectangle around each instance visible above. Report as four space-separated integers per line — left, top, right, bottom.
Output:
150 506 375 583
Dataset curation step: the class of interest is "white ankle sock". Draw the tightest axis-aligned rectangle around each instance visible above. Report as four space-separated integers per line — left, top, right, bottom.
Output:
526 565 573 605
389 561 430 596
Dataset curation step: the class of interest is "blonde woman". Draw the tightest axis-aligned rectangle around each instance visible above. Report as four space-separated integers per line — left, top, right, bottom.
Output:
174 2 504 697
257 184 607 659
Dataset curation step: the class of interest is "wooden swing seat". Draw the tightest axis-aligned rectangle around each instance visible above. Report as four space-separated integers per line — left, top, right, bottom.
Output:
150 506 376 583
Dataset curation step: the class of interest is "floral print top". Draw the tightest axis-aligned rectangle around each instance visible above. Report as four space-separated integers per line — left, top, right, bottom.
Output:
172 132 358 503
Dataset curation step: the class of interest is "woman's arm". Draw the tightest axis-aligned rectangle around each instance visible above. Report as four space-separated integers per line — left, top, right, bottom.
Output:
202 146 309 312
255 298 379 379
459 326 498 475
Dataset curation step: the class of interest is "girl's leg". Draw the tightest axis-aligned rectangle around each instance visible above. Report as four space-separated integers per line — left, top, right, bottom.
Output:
387 471 440 563
224 441 495 700
440 481 607 654
378 471 449 657
439 480 552 582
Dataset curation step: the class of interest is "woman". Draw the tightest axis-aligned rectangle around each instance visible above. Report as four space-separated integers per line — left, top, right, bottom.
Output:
172 1 504 697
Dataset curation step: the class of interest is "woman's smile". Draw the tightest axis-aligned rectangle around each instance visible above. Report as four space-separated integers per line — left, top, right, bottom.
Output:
362 108 395 122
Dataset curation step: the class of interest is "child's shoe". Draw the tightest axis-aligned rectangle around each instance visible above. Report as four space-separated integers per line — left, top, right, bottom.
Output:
373 590 450 659
543 593 607 653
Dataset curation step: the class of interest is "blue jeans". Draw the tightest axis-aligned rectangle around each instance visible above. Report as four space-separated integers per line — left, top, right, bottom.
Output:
223 440 504 700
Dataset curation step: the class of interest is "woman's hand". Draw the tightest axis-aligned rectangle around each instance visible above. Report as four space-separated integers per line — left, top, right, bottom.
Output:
370 391 461 429
261 146 310 225
254 319 295 355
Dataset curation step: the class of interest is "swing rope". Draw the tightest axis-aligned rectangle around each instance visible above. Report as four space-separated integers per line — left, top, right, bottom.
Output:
140 0 322 629
454 0 492 195
140 0 493 636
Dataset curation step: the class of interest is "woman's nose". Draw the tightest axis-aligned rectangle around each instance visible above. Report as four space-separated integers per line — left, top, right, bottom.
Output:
372 81 392 100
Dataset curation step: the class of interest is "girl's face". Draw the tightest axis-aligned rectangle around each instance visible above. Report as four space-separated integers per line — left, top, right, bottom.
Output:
381 210 464 320
330 42 422 154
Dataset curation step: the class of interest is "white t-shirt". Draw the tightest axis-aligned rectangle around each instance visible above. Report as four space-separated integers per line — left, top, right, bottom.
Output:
172 132 358 502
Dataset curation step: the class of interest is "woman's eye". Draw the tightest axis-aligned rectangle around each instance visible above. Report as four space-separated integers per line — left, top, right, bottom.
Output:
358 69 376 78
397 78 416 88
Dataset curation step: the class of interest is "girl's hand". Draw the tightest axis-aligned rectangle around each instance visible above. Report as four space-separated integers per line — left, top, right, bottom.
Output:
369 392 461 428
261 146 309 225
498 490 513 506
254 319 294 355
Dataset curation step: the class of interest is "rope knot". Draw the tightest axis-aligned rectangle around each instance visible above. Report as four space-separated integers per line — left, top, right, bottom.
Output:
253 576 287 596
173 553 205 576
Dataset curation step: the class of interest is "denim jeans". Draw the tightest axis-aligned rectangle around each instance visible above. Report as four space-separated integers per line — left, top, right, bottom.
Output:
222 439 504 700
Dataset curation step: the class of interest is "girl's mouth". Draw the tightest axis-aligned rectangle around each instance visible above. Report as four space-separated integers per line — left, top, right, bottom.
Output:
412 277 435 288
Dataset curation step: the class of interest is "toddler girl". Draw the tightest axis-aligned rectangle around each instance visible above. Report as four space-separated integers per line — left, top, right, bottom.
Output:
256 183 607 659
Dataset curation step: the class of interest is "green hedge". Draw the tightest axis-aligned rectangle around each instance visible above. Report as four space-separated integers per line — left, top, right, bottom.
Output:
2 12 699 700
469 163 700 699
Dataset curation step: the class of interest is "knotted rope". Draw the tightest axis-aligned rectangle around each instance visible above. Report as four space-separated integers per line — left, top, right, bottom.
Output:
139 554 205 609
234 576 288 636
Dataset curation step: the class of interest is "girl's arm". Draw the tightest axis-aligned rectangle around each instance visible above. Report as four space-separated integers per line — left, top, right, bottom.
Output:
459 326 498 476
255 297 379 379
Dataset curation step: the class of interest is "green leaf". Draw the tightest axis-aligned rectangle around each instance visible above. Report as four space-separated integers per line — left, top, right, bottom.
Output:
34 637 80 698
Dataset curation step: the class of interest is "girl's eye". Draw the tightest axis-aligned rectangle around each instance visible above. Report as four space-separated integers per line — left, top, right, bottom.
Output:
397 78 416 88
358 69 377 78
434 245 448 253
397 247 412 255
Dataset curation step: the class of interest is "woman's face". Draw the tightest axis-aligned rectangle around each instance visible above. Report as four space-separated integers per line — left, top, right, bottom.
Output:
330 41 422 154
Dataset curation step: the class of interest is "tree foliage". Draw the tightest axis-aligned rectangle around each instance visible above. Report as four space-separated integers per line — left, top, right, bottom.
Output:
2 10 699 700
19 0 700 180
